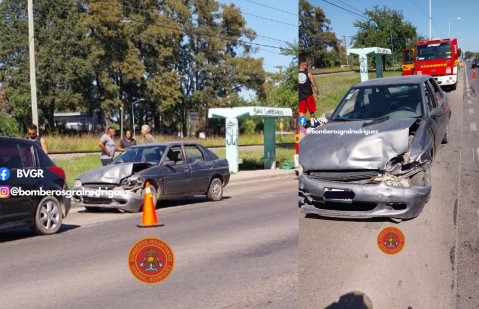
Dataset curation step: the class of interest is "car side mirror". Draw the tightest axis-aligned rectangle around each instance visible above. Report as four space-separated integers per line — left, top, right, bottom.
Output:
325 112 333 120
430 107 444 117
163 160 175 166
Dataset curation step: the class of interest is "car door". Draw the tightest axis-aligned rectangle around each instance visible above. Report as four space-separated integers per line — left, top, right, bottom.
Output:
161 145 192 196
0 141 39 225
184 144 213 194
424 80 447 150
428 78 449 138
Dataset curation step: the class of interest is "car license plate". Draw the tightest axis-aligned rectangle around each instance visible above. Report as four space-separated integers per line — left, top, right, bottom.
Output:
323 188 355 203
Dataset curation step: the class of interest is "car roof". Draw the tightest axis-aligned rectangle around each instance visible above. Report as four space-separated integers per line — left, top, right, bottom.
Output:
128 141 202 149
352 75 430 88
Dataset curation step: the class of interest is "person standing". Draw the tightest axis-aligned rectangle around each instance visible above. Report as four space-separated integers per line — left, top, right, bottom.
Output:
140 125 157 144
27 124 48 154
99 127 116 166
298 57 321 119
119 129 137 151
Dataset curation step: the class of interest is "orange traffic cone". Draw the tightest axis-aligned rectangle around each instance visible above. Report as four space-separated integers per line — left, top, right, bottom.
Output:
137 181 164 227
473 70 477 78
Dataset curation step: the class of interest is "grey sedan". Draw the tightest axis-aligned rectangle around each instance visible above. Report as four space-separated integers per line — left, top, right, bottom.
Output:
73 142 230 212
299 75 450 220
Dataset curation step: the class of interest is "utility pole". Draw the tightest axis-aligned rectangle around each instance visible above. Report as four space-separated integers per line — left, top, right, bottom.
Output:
342 35 349 66
429 0 432 40
28 0 38 127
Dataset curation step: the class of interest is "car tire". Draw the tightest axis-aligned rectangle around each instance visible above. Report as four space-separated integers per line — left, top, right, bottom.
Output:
441 125 449 144
207 178 223 201
139 185 158 212
33 196 62 235
411 161 431 187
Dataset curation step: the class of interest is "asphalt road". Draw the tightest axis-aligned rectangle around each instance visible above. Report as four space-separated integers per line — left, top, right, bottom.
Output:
0 178 298 309
456 64 479 309
299 67 475 309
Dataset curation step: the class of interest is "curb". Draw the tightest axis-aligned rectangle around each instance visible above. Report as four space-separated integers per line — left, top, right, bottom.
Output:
227 171 297 186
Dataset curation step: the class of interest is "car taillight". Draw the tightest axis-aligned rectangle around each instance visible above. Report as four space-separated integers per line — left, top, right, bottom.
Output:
48 166 66 180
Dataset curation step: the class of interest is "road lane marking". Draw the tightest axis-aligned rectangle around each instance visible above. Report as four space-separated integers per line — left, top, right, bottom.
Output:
477 210 479 240
469 108 474 114
471 123 477 131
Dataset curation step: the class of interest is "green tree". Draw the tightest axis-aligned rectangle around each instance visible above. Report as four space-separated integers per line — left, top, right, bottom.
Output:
352 6 419 67
177 1 266 136
299 0 339 67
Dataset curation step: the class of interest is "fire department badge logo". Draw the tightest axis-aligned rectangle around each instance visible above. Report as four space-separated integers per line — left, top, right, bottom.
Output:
128 237 175 284
298 72 307 84
377 227 405 255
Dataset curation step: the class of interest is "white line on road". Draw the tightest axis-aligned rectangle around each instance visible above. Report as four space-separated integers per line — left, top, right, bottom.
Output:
469 108 474 114
477 210 479 240
471 123 477 131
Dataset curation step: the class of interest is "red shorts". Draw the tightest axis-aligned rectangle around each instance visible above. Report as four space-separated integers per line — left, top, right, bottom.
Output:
298 95 317 114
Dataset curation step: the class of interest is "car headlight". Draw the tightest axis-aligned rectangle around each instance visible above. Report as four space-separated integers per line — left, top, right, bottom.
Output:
73 179 82 188
297 164 304 177
120 176 145 186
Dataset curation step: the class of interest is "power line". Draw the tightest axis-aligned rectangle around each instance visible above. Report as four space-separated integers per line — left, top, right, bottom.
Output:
244 0 297 17
321 0 368 20
336 0 364 16
241 12 297 28
95 1 292 48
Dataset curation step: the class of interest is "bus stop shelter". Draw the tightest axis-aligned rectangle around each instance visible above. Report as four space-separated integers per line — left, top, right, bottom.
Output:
348 47 392 82
208 107 293 173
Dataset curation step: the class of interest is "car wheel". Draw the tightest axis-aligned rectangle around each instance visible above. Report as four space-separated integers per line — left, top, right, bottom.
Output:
410 162 431 187
85 206 102 212
207 178 223 201
33 196 62 235
139 185 158 212
441 125 449 144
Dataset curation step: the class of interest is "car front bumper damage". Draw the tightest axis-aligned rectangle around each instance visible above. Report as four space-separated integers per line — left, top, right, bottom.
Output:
72 186 144 212
299 175 431 219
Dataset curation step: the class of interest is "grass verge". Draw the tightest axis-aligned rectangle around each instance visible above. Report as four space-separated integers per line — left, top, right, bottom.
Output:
54 147 295 188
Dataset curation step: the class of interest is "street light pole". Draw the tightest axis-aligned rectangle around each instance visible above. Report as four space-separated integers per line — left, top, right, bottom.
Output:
449 17 461 38
27 0 38 127
120 105 124 140
131 98 145 137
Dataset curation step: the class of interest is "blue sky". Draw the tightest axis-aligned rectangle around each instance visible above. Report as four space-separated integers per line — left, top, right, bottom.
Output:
314 0 477 53
218 0 297 73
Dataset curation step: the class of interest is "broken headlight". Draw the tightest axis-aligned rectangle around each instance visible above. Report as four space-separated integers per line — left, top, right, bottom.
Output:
120 176 145 187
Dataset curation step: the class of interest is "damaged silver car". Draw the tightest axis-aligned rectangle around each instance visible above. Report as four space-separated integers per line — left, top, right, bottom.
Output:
73 142 230 212
299 75 450 220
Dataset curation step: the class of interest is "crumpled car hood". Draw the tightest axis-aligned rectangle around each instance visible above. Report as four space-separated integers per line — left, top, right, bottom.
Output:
299 118 416 171
77 163 134 184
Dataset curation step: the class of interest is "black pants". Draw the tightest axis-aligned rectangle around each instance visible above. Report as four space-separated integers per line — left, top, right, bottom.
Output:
101 158 113 166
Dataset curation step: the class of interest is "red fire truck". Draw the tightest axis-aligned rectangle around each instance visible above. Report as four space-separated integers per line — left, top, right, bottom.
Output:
402 38 460 92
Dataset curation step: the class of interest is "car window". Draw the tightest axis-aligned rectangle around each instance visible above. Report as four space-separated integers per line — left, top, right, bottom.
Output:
141 146 164 164
185 145 205 164
424 82 437 110
332 84 422 120
427 78 444 103
0 142 35 169
166 146 185 165
113 146 166 164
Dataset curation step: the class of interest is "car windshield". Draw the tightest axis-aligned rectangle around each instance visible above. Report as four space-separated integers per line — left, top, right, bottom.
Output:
416 42 452 60
331 84 423 121
112 145 166 165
